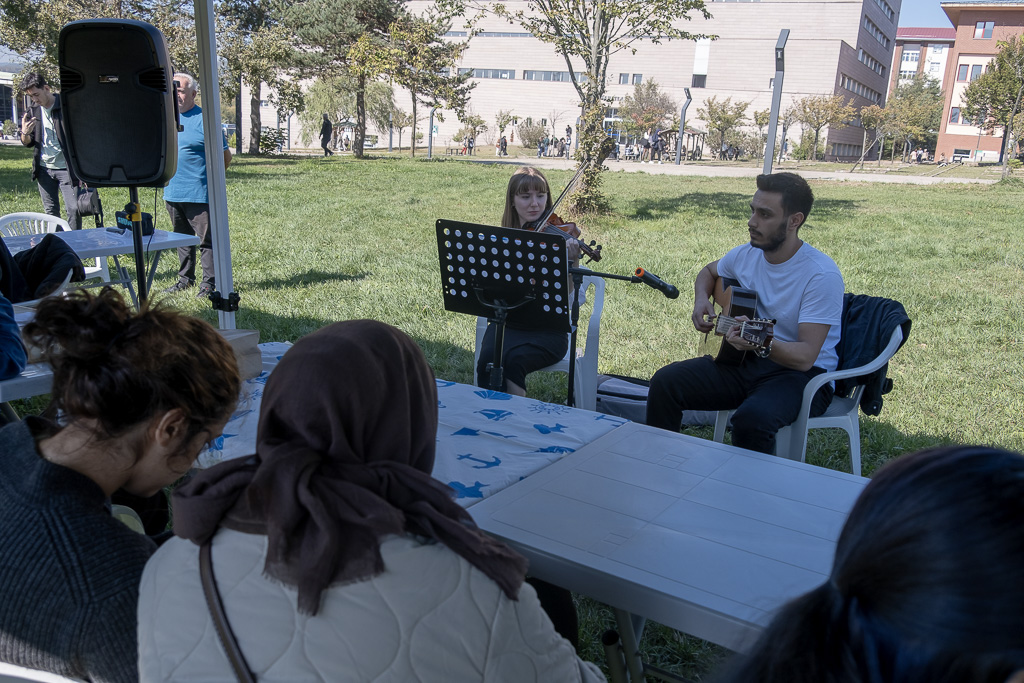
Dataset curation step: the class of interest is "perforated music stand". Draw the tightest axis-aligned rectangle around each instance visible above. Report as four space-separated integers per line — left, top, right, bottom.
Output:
437 219 571 392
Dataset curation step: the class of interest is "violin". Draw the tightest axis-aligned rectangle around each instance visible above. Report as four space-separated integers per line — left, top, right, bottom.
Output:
530 213 602 263
527 163 603 263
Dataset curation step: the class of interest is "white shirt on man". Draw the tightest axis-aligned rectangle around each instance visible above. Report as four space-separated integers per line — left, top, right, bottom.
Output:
717 241 844 371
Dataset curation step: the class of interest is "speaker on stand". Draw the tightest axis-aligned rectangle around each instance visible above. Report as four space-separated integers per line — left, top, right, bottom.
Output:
58 19 178 302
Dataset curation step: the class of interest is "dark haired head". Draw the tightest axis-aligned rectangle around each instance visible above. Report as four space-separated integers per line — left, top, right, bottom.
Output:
503 166 552 229
23 288 240 445
755 172 814 229
715 446 1024 683
19 72 47 92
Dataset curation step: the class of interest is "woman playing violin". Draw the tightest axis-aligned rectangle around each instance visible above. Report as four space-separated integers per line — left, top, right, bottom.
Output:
476 166 581 397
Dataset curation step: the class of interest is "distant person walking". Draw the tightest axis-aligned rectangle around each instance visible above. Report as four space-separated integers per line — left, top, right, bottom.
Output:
19 73 82 230
317 114 333 157
319 114 333 157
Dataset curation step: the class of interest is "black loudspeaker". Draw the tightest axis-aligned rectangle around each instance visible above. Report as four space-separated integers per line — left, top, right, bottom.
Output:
58 19 177 187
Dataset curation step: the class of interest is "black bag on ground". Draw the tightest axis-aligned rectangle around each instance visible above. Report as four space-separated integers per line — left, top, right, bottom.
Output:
76 187 104 227
595 374 718 427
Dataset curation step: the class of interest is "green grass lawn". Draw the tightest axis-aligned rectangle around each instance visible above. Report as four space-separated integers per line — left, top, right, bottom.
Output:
2 145 1022 678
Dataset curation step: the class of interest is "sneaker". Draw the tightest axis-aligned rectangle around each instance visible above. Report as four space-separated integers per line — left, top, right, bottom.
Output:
163 280 194 294
196 282 215 300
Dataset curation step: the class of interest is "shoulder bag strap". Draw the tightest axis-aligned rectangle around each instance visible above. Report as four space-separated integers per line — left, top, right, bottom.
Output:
199 540 257 683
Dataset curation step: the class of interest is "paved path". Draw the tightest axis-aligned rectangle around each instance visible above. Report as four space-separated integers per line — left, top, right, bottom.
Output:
470 154 999 185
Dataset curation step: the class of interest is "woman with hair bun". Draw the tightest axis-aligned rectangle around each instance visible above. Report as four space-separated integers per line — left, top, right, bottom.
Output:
0 288 240 683
715 445 1024 683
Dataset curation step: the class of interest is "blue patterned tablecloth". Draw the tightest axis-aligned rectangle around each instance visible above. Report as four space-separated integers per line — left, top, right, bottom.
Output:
196 343 628 507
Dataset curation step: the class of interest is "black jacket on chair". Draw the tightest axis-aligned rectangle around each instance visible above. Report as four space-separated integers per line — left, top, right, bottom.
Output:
835 293 911 417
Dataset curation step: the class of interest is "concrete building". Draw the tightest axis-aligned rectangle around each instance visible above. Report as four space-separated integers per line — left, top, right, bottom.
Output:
935 0 1024 162
1 63 26 132
242 0 900 160
888 27 956 94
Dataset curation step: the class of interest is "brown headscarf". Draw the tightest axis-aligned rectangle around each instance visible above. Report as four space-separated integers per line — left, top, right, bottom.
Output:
173 320 527 614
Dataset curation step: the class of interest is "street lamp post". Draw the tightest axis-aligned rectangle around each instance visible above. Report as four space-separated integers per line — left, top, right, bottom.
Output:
763 29 790 175
675 88 692 165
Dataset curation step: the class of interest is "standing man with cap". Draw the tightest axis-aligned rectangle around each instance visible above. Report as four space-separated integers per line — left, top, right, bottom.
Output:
19 73 81 230
163 73 231 299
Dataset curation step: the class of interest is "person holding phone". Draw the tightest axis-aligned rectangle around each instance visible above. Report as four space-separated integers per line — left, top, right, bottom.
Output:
19 73 82 230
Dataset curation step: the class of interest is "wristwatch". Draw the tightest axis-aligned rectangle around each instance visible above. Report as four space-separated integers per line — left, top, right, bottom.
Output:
755 339 773 359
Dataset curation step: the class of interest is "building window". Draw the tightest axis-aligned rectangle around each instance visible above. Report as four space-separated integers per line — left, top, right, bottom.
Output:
957 64 969 81
859 48 886 76
949 107 960 124
932 44 944 53
632 73 642 85
459 68 515 79
692 74 707 88
971 64 983 81
901 50 919 64
522 70 585 82
863 16 890 49
619 73 629 85
974 21 994 39
840 74 881 103
872 0 895 20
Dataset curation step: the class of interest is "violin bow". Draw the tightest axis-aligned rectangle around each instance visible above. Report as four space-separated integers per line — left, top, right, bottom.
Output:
538 158 589 226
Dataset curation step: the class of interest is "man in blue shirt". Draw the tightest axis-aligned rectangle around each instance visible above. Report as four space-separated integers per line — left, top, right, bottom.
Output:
163 73 231 299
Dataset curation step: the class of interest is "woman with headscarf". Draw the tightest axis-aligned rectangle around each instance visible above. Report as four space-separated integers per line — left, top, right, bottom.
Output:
137 320 604 682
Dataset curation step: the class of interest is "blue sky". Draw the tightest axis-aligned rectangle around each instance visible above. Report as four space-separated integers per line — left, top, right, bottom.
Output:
898 0 954 27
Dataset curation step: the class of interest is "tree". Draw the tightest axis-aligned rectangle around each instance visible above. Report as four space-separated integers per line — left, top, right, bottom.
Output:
850 104 885 171
296 75 357 147
752 108 770 159
886 76 942 161
961 35 1024 176
697 96 749 158
793 93 855 161
287 0 404 158
494 109 515 138
365 82 397 143
0 0 197 79
444 0 712 213
618 80 677 139
219 0 297 154
349 10 474 157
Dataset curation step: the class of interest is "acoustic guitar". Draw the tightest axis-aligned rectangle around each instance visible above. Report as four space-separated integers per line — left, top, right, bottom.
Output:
699 278 775 365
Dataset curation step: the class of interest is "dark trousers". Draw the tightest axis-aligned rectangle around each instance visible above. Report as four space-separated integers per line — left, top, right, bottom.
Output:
321 139 333 156
476 324 567 392
646 354 834 454
36 167 81 230
165 201 214 286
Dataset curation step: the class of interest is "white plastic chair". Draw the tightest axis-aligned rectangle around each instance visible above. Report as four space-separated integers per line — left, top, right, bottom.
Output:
0 212 110 282
0 662 84 682
474 275 606 411
713 325 904 476
16 269 74 309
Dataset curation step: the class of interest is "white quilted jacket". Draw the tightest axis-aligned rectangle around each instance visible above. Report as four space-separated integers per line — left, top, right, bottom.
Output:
138 529 606 682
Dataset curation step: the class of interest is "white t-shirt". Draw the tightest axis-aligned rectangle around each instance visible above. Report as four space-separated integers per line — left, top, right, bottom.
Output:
717 241 844 371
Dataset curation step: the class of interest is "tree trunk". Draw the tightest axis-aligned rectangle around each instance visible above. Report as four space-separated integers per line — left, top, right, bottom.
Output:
354 74 366 159
248 84 261 154
1001 84 1023 178
813 130 820 161
410 95 418 158
878 135 883 167
234 75 243 156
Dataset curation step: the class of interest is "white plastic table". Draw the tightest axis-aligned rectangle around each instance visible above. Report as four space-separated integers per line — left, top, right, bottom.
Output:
4 228 199 306
469 421 868 680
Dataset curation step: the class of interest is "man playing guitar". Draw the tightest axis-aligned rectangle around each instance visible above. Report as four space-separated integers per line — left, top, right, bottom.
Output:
646 172 844 454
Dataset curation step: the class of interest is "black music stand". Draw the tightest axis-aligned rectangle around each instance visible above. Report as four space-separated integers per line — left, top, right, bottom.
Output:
437 219 571 393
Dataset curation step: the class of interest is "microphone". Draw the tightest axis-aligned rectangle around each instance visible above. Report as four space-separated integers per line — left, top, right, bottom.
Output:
634 267 679 299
